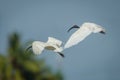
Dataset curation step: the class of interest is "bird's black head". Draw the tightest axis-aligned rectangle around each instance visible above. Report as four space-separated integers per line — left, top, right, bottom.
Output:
67 25 80 32
25 45 32 53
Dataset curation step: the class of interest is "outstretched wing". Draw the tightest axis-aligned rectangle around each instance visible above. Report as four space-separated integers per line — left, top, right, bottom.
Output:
32 41 45 55
64 26 92 49
47 37 62 47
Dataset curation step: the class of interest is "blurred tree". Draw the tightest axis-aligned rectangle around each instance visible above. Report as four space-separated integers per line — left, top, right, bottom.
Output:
0 32 64 80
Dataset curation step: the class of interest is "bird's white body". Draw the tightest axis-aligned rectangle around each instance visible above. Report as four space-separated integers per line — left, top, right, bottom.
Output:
64 22 105 49
32 37 63 55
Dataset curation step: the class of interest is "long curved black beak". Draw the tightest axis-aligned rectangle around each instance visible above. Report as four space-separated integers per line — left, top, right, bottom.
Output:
67 25 80 32
99 31 106 34
25 45 32 53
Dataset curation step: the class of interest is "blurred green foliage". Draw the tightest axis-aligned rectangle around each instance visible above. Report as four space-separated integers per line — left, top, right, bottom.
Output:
0 32 64 80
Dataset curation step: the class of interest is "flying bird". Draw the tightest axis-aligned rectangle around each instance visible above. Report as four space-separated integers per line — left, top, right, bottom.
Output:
26 37 64 57
64 22 106 49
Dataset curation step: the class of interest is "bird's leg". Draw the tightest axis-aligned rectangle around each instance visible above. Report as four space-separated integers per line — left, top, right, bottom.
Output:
57 52 65 58
99 31 105 34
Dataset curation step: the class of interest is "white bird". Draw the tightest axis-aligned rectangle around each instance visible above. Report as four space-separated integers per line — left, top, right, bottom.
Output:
26 37 64 57
64 22 106 49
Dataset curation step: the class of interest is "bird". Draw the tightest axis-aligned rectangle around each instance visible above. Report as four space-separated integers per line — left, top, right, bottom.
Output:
26 37 64 57
64 22 106 49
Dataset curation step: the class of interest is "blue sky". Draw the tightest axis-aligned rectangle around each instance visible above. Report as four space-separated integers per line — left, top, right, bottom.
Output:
0 0 120 80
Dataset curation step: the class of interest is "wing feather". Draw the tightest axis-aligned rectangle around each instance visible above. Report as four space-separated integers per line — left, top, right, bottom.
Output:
32 41 45 55
47 37 62 47
64 26 92 49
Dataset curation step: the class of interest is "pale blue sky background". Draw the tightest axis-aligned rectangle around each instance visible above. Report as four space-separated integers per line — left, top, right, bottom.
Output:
0 0 120 80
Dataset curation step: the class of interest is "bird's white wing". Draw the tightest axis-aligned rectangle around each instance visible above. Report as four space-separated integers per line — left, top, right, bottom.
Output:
32 41 45 55
64 26 92 49
47 37 62 47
